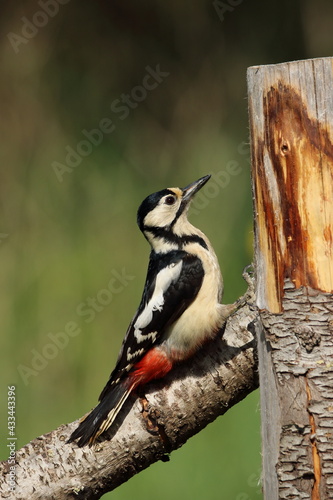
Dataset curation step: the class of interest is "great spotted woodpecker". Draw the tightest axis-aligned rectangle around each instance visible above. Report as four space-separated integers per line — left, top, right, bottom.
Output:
69 175 238 447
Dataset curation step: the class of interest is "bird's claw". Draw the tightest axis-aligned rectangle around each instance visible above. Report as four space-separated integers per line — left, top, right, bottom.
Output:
242 263 255 286
233 264 256 310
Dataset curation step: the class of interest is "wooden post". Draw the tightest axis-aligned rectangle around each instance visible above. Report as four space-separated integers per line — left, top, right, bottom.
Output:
248 58 333 499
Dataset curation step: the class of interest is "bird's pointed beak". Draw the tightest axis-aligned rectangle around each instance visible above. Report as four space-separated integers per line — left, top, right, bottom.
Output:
182 175 211 202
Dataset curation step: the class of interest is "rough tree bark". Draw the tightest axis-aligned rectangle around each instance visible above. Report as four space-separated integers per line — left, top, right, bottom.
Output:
0 299 258 500
248 57 333 499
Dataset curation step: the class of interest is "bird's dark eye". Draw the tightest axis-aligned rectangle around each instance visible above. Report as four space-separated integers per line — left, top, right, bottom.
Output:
165 196 176 205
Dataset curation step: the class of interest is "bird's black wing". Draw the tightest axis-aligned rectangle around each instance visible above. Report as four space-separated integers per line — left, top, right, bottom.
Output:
99 250 204 400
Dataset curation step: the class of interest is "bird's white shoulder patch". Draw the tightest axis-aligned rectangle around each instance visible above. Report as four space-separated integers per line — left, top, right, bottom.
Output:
134 260 183 342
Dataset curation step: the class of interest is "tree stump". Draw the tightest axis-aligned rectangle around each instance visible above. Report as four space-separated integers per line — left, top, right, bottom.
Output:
248 57 333 499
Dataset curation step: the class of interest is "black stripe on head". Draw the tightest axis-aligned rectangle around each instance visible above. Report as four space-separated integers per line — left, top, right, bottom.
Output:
137 189 175 231
170 198 188 228
144 226 208 250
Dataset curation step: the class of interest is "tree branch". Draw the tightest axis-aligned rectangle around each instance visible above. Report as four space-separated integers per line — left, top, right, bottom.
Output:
1 301 258 500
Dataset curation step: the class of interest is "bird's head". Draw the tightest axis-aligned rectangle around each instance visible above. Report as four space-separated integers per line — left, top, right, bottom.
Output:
137 175 211 250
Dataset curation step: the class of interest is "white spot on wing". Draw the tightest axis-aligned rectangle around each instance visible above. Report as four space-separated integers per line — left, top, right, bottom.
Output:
134 260 183 342
127 347 145 361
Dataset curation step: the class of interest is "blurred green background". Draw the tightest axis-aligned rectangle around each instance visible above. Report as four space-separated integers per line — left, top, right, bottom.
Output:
1 0 332 498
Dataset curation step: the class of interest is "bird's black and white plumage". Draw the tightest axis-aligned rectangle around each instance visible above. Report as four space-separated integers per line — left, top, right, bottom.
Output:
69 175 235 447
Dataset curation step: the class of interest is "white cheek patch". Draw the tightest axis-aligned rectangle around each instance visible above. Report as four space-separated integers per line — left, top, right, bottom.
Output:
134 260 183 342
144 206 175 228
143 193 181 228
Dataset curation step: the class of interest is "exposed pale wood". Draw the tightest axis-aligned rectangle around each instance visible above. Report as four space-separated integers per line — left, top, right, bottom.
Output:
248 57 333 313
0 302 258 500
248 57 333 500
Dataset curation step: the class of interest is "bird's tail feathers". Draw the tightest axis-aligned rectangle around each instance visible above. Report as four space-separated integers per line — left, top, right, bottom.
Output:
68 381 135 447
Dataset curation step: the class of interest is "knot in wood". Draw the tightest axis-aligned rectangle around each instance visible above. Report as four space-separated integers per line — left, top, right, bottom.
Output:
294 325 321 353
280 139 290 156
